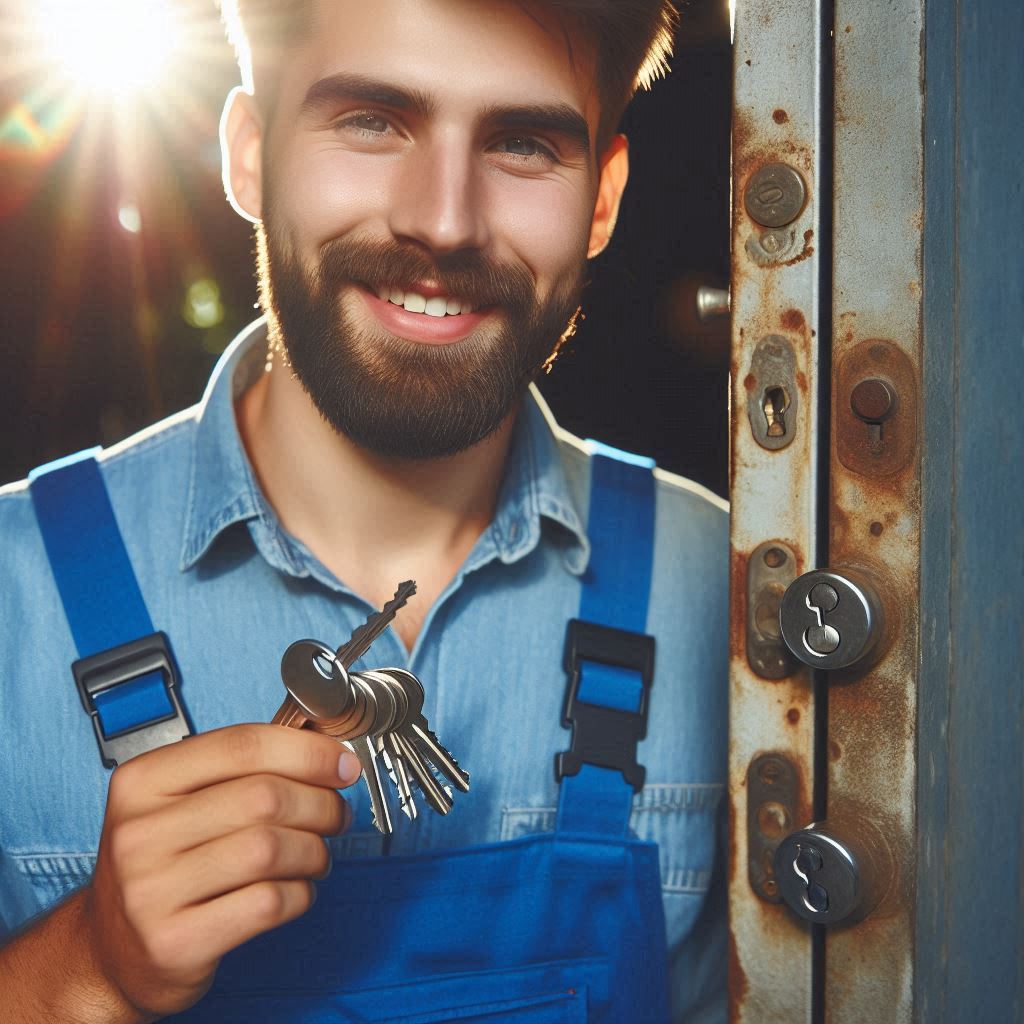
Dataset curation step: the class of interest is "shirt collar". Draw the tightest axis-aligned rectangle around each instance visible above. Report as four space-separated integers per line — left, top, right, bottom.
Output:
179 319 590 576
486 385 590 575
179 319 271 571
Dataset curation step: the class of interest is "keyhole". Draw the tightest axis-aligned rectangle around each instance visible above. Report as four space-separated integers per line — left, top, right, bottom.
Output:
802 582 841 656
763 386 790 438
793 843 830 914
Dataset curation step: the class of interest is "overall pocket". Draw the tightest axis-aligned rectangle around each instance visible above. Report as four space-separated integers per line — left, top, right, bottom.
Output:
193 957 606 1024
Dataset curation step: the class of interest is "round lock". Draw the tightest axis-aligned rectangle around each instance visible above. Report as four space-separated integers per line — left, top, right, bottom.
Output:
280 639 351 718
778 569 884 671
774 827 861 925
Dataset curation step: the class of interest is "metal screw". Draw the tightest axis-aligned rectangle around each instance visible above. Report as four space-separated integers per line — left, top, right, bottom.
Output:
744 163 808 228
850 378 896 423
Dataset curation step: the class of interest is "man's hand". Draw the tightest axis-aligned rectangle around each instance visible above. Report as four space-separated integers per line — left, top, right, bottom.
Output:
2 724 361 1023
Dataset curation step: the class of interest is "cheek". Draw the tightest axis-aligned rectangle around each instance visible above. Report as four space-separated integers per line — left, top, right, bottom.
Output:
270 148 395 251
487 178 592 292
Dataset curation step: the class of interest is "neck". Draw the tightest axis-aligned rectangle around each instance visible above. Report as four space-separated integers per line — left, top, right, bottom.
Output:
236 357 516 652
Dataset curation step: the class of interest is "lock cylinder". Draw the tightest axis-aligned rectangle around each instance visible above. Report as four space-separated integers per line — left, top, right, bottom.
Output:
778 567 885 671
773 818 895 926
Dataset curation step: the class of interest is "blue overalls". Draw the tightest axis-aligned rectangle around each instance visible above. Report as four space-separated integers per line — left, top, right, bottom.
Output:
30 445 670 1023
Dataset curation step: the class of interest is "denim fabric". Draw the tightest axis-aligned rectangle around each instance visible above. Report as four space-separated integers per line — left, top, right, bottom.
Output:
0 319 729 1021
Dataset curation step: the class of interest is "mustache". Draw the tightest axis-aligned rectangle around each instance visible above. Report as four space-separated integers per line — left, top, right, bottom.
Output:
316 237 535 311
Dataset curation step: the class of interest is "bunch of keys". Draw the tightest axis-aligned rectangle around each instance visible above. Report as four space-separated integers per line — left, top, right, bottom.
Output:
269 581 470 834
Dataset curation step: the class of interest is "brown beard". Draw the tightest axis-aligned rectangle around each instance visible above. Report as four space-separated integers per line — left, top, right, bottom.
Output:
256 221 586 460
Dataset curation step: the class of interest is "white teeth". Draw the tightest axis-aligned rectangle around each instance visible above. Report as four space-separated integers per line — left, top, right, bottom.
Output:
382 288 472 315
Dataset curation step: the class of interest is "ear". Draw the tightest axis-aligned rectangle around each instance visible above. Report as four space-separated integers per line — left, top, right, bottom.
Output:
220 86 265 223
587 134 630 258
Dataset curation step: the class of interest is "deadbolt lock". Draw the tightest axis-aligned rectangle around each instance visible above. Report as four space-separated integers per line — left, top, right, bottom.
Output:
774 818 894 926
779 567 885 671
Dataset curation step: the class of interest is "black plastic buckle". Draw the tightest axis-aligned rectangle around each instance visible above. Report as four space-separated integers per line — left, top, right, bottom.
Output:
72 632 191 768
555 619 655 793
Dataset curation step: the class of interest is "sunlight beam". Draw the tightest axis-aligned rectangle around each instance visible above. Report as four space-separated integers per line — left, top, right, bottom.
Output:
32 0 184 99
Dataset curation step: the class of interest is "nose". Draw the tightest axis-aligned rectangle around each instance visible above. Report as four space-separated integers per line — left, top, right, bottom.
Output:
387 138 490 255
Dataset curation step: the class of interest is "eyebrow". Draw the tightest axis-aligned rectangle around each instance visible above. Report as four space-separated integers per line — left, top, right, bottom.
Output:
478 102 591 155
300 72 436 119
300 73 591 153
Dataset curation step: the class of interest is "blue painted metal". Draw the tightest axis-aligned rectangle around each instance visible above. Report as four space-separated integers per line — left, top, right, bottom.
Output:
918 0 1024 1019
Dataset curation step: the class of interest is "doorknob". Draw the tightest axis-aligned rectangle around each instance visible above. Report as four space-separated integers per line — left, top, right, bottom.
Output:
778 568 885 671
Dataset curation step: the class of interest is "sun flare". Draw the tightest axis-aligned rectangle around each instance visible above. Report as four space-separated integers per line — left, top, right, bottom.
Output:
32 0 184 98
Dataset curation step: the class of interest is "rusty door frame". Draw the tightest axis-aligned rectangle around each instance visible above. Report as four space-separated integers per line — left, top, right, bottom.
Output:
729 0 926 1018
728 1 827 1020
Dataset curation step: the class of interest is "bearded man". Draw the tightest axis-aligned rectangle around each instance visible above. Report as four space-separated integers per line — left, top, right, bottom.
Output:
0 2 728 1021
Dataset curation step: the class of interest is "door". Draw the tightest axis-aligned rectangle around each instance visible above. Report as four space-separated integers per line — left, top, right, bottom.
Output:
727 1 1024 1020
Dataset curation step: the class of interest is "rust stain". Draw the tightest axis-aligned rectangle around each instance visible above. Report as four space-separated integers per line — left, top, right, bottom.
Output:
727 928 750 1019
786 708 800 725
782 245 814 267
796 370 809 393
845 23 853 33
870 521 884 536
829 740 842 761
729 549 750 657
780 308 805 332
772 108 789 124
743 372 757 392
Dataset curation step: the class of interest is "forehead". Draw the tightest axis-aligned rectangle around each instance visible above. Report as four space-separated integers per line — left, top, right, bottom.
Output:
273 0 601 133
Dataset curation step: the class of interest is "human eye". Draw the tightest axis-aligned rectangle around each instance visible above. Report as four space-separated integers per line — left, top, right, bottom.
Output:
333 111 395 139
491 135 557 167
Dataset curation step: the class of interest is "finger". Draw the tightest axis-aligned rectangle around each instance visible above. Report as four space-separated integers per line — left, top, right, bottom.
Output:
156 880 317 975
159 826 332 909
119 776 351 859
108 724 363 814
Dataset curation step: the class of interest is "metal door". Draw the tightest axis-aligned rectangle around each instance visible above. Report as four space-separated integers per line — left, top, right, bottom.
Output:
727 1 1024 1020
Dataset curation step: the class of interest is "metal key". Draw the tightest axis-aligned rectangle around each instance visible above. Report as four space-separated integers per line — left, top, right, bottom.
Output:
392 730 453 816
336 580 417 669
385 668 470 794
358 669 450 815
371 669 467 815
272 639 353 728
359 670 417 820
342 672 399 834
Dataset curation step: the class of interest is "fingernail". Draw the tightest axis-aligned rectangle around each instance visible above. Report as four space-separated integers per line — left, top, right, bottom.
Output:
338 751 362 785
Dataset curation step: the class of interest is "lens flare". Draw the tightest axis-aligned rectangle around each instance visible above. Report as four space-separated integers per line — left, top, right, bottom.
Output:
32 0 183 98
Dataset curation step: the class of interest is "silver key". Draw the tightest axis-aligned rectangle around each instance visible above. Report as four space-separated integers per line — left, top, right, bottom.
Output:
385 668 470 794
344 673 399 834
359 670 417 820
392 731 453 816
337 581 417 670
273 640 354 728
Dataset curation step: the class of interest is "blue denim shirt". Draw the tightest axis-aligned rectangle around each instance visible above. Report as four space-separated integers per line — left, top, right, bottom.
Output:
0 319 729 1021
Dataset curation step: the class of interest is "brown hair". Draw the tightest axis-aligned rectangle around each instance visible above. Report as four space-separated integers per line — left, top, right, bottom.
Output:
220 0 677 148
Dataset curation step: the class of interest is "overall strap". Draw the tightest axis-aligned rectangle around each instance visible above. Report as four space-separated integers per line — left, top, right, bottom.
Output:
29 449 190 767
556 442 656 837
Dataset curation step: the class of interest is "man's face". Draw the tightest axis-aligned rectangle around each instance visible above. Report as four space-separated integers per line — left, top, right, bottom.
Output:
242 0 620 459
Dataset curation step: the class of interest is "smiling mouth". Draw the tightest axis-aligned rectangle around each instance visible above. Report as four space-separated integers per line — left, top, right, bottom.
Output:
370 285 479 318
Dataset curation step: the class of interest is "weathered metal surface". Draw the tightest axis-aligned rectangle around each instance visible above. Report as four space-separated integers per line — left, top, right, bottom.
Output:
746 541 799 680
746 753 802 903
729 1 824 1019
918 0 1024 1019
826 1 924 1019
